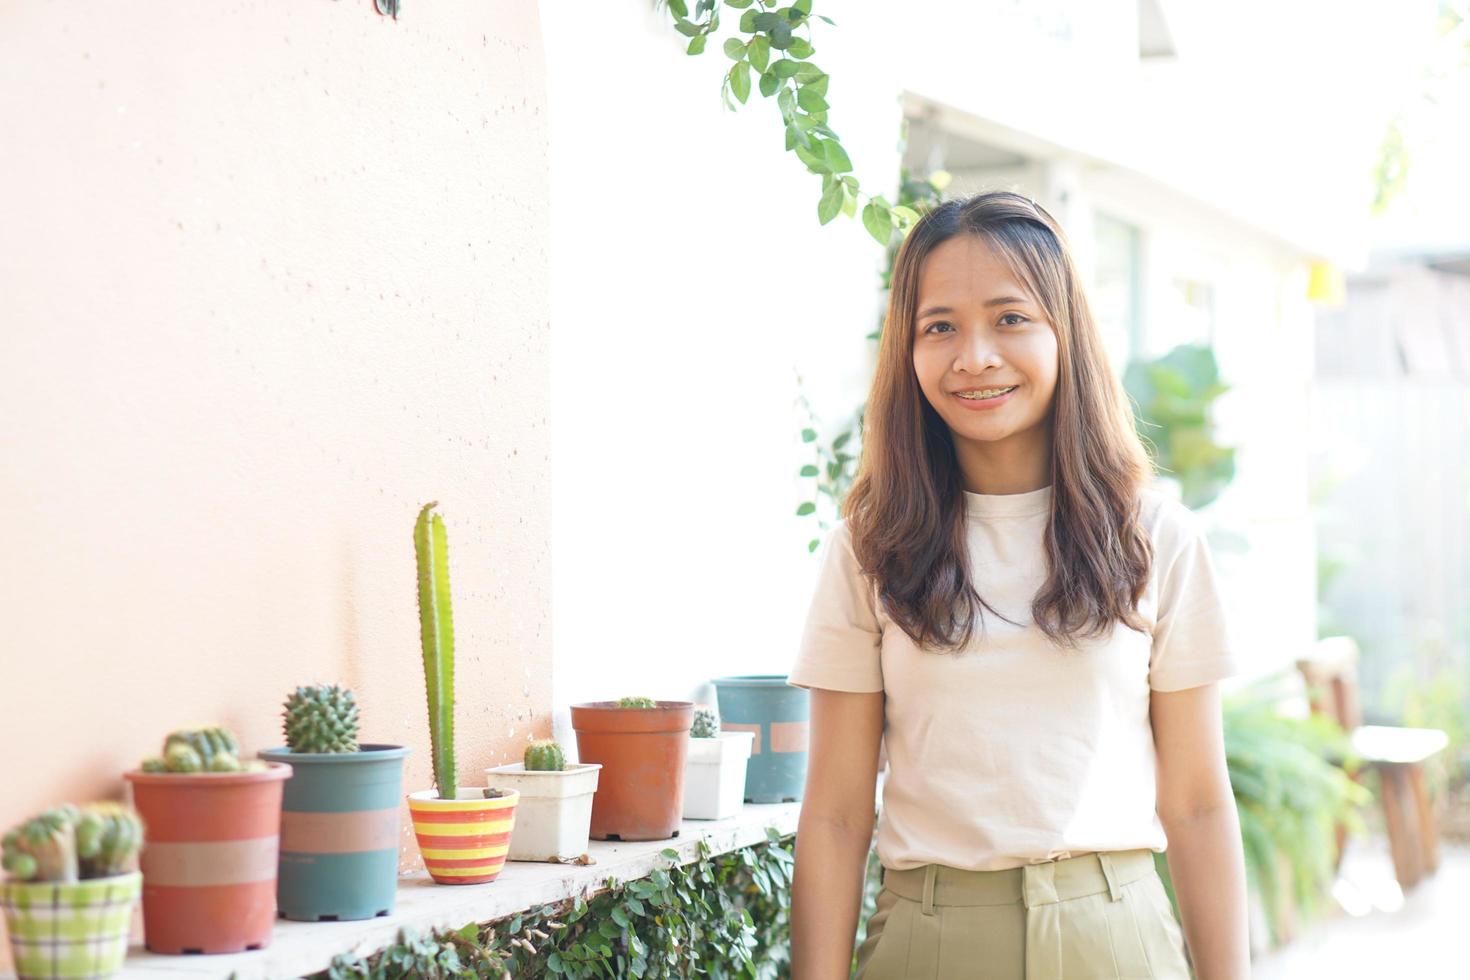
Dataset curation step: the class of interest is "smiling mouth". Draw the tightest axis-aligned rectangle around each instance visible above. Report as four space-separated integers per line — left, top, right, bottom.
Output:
953 385 1018 401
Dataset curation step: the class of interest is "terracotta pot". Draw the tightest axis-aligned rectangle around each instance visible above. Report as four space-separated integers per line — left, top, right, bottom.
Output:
124 762 292 954
1 872 141 980
407 788 519 885
570 701 693 841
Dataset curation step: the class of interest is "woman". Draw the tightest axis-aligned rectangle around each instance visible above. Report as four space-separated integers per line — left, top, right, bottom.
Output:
787 191 1250 979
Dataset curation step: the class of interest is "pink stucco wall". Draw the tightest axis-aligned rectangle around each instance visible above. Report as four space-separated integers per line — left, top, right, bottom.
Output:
0 1 550 964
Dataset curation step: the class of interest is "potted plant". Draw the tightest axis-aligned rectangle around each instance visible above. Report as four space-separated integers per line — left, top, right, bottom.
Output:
405 501 519 885
1 804 143 980
681 704 755 820
485 739 602 861
570 696 693 841
258 684 409 920
712 675 810 803
123 727 292 954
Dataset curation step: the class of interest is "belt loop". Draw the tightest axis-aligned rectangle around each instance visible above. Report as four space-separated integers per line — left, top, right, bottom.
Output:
1098 853 1123 902
921 864 937 916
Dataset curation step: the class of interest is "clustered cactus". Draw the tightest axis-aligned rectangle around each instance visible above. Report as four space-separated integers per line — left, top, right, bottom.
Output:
284 684 361 753
523 739 565 772
139 726 263 774
691 704 720 739
2 803 143 884
616 696 657 709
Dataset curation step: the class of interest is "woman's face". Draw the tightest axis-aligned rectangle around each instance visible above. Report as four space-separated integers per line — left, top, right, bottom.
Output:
911 234 1059 451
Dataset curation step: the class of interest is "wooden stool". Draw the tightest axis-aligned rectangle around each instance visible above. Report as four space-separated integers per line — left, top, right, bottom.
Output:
1296 636 1449 890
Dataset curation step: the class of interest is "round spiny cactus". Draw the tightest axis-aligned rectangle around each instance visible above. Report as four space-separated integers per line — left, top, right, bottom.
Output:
3 809 77 883
691 704 720 739
616 696 657 709
524 739 566 771
284 684 361 754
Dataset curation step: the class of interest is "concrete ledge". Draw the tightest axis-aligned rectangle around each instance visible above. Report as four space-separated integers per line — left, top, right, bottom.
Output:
103 802 801 979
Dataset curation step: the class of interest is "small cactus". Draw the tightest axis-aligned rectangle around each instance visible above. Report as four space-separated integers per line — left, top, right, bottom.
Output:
616 696 657 709
523 739 565 772
691 704 720 739
3 803 143 883
145 727 246 774
3 809 78 883
73 803 143 879
283 684 361 753
164 742 203 773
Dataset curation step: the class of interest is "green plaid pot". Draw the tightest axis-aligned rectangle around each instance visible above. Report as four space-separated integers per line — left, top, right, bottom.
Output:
1 872 141 980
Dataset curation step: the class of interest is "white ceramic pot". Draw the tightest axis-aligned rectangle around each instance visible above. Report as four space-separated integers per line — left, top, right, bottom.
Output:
484 763 601 862
682 731 755 820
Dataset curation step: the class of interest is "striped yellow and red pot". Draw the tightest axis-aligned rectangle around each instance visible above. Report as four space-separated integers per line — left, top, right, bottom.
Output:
407 788 518 885
124 762 291 954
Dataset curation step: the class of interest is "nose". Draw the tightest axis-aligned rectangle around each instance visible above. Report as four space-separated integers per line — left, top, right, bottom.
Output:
952 328 1004 375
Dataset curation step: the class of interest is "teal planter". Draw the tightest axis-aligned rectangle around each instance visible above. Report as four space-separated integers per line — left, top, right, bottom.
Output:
712 675 809 803
258 744 408 922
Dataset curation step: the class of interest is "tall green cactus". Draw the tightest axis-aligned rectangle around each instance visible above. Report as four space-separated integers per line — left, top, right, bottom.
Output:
415 501 457 800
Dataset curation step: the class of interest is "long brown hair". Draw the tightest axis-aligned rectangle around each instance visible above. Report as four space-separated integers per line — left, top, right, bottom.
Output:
844 191 1154 651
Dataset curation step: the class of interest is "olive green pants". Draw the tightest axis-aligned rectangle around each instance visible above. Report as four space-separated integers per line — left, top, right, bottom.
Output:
853 849 1192 979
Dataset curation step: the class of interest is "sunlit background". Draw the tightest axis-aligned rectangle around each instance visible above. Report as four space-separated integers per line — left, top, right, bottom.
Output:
2 0 1468 975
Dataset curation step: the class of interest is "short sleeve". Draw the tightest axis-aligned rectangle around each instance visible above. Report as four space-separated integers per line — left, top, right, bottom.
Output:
788 522 885 693
1149 508 1241 692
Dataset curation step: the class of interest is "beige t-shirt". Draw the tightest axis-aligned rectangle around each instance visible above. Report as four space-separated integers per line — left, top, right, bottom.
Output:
788 484 1239 872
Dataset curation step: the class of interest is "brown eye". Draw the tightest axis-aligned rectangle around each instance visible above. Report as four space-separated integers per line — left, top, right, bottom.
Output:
924 322 953 334
1000 313 1028 326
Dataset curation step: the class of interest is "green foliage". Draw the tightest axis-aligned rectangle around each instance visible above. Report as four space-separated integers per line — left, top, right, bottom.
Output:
663 0 920 246
415 501 458 800
284 684 362 754
525 739 567 772
316 830 797 979
616 697 659 709
1123 343 1236 509
1219 674 1369 944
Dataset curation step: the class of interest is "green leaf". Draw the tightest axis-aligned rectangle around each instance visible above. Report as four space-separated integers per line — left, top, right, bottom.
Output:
800 427 817 442
758 70 779 97
686 34 707 55
793 0 813 13
611 906 631 928
548 952 565 974
739 9 757 31
661 847 680 860
772 59 800 79
746 34 770 72
832 431 851 450
862 201 892 245
794 61 823 82
723 37 747 59
817 178 843 224
818 13 836 25
729 61 751 103
788 37 814 58
794 140 829 173
808 538 821 552
674 18 702 37
841 186 858 218
668 0 689 16
796 86 827 112
822 139 851 173
724 0 753 7
892 204 920 225
799 463 820 476
796 502 816 516
805 72 829 97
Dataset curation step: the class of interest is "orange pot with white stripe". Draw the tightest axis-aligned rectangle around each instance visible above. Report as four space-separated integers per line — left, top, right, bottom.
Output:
123 762 292 954
407 788 519 885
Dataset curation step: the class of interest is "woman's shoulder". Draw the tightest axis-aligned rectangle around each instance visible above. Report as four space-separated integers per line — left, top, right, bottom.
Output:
1134 483 1206 551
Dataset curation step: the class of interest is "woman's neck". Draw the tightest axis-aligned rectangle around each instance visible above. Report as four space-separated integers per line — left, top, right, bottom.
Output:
953 426 1053 495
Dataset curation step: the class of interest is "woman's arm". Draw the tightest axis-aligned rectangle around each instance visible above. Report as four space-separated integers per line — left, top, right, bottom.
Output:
1151 681 1251 980
791 687 884 980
